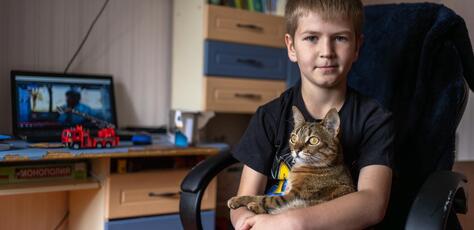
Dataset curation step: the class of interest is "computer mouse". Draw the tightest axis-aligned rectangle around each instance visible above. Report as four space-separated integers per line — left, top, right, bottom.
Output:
131 134 152 145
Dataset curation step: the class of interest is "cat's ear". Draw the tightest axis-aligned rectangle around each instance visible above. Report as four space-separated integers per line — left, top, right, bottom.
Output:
322 108 340 137
292 106 305 128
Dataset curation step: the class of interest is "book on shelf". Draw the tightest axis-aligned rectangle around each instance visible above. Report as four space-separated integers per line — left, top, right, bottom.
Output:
234 0 243 9
208 0 286 15
253 0 263 12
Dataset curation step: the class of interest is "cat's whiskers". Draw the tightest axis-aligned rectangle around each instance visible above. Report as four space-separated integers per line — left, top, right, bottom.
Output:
293 152 326 167
306 157 330 167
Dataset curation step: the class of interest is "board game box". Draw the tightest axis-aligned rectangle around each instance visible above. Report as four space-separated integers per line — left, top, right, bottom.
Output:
0 161 87 184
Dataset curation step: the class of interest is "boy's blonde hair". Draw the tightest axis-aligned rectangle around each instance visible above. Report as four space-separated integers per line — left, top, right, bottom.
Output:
285 0 364 38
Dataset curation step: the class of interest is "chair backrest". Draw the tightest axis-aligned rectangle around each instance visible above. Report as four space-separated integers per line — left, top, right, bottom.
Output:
347 3 473 228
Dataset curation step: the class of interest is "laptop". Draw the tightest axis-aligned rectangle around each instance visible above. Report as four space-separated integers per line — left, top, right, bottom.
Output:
11 70 118 142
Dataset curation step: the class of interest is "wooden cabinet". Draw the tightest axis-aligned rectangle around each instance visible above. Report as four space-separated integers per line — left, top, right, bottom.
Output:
172 1 289 113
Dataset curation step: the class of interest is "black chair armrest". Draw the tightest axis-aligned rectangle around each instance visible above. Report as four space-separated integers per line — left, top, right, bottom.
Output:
180 149 238 230
405 171 468 230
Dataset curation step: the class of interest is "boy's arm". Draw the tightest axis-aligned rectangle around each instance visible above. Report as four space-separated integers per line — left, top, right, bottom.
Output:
244 165 392 230
230 165 268 230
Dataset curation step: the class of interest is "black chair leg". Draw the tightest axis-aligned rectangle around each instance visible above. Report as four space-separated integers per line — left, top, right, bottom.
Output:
180 190 204 230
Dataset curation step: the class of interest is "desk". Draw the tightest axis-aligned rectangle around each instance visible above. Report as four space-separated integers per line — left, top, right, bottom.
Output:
0 141 220 230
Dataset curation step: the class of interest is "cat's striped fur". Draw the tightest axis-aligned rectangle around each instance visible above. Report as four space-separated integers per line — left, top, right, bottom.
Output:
227 106 355 214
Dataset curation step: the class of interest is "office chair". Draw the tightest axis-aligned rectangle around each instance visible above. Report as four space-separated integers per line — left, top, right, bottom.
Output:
180 3 474 230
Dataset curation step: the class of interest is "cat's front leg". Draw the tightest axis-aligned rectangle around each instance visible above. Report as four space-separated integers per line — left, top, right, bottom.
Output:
227 195 267 214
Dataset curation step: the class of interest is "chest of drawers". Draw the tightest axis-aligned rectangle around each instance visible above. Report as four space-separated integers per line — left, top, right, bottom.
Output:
172 2 290 113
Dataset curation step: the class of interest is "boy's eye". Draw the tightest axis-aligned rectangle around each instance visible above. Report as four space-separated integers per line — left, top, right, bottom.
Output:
335 36 349 42
303 35 318 42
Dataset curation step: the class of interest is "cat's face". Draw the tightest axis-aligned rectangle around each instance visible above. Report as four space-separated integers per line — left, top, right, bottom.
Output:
289 106 341 167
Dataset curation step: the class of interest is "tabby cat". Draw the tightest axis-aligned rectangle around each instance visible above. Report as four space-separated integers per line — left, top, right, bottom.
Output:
227 106 355 214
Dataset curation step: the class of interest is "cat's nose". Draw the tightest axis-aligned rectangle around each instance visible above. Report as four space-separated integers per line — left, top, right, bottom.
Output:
296 151 303 158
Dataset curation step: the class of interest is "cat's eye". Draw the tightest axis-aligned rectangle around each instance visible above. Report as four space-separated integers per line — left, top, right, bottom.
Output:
309 136 320 145
290 134 297 144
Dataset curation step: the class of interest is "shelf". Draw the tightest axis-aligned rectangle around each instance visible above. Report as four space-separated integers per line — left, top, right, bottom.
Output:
0 178 100 196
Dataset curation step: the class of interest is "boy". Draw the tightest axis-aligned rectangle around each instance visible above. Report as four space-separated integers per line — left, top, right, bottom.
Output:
230 0 394 229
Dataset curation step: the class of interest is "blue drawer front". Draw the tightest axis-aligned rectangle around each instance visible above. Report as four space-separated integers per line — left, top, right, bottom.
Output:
106 211 215 230
204 40 287 80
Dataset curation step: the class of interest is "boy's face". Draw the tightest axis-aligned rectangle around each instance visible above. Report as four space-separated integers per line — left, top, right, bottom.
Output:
285 11 362 89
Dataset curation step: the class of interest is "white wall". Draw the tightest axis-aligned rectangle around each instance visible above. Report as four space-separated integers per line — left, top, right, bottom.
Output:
0 0 172 133
0 1 10 133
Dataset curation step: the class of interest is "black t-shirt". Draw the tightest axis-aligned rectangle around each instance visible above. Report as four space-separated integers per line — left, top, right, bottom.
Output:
232 83 394 189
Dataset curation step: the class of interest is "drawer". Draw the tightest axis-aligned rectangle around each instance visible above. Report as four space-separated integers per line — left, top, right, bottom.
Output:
106 211 215 230
108 170 216 219
205 5 285 48
205 77 286 113
204 40 288 80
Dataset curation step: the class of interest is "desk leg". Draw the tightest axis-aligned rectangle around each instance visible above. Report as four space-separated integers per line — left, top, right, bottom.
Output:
69 158 110 230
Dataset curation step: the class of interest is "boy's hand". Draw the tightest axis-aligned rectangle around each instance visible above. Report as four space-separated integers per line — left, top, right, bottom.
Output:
230 165 268 229
242 213 302 230
232 207 256 230
241 214 270 230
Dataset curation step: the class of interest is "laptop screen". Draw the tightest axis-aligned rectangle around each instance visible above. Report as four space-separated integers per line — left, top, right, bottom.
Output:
11 71 117 140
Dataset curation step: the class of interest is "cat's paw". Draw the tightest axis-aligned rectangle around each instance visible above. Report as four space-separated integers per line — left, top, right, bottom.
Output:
227 196 242 209
247 202 267 214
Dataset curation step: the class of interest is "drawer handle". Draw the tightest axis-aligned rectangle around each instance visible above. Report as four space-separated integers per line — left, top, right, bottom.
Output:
148 192 180 198
236 58 263 68
235 93 262 101
236 23 263 32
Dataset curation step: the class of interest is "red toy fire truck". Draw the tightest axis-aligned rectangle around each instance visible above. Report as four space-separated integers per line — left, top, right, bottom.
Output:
62 125 119 149
58 108 119 149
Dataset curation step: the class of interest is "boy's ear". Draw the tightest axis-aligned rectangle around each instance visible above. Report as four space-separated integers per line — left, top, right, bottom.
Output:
285 34 297 63
354 34 364 61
